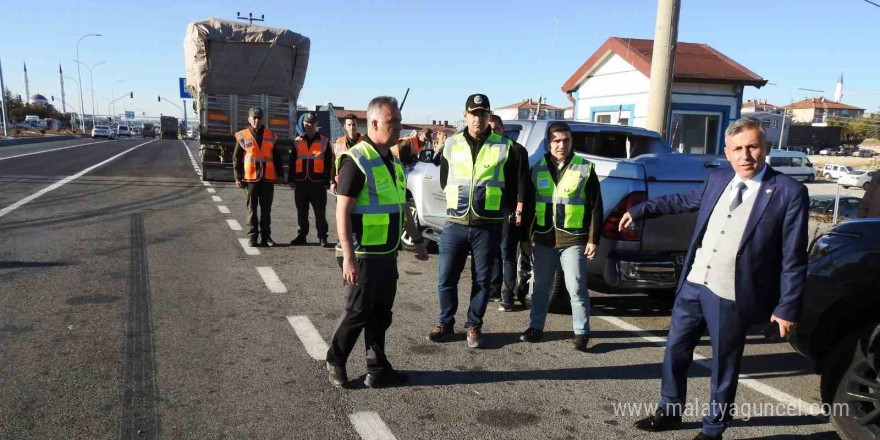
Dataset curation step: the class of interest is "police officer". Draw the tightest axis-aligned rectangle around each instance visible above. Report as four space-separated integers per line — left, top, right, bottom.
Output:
519 121 602 352
427 94 528 348
326 96 429 388
290 113 335 248
233 107 283 247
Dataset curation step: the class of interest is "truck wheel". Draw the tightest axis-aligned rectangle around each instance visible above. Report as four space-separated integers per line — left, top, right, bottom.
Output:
547 269 572 315
824 173 832 180
826 324 880 440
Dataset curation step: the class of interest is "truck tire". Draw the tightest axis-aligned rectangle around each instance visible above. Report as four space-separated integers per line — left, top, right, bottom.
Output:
826 324 880 440
547 269 572 315
401 198 419 252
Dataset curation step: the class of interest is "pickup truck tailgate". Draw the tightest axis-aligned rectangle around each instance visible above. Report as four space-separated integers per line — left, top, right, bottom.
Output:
633 154 729 252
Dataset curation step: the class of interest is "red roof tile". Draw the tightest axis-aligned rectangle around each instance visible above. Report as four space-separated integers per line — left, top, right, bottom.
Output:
561 37 767 93
497 99 566 111
784 97 864 111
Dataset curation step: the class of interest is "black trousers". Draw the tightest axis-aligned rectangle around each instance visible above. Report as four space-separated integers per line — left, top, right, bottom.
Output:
245 180 274 239
326 258 398 374
294 181 329 239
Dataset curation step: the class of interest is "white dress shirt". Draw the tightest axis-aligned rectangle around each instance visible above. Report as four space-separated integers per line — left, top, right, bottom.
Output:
727 164 768 206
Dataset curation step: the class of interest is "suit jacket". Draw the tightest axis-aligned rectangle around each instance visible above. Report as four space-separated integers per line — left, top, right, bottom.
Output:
628 166 809 324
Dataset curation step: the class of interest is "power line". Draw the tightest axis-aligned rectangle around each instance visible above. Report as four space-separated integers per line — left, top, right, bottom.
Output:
860 0 880 8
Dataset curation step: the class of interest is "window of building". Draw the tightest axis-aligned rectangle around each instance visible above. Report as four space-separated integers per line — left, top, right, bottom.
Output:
669 112 721 154
618 118 629 126
772 119 778 129
596 114 612 124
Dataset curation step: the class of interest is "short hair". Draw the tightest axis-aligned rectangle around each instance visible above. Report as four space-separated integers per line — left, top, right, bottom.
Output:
344 113 358 124
490 114 504 128
725 116 769 147
366 96 399 123
546 121 572 141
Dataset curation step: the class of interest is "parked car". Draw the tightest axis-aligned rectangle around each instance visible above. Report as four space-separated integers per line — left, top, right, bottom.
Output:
809 195 862 219
838 171 874 190
819 148 838 156
91 125 116 139
854 149 876 158
116 125 132 137
768 149 815 182
790 218 880 440
823 164 854 180
406 120 729 291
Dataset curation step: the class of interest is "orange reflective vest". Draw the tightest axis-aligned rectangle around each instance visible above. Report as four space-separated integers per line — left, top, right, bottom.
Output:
293 134 330 182
335 134 362 156
236 128 278 182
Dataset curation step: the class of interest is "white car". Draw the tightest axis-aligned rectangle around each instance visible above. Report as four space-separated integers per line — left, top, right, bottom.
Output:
819 148 837 156
768 149 815 182
822 163 853 180
91 125 116 139
838 170 874 189
116 125 132 137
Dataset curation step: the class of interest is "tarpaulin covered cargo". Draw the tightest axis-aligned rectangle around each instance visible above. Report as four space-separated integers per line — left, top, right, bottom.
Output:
183 18 310 101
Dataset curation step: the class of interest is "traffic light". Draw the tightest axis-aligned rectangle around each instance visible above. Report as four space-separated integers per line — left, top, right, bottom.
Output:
157 95 161 102
108 116 113 121
130 92 134 99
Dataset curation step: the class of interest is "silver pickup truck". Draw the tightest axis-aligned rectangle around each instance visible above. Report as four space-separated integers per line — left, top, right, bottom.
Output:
405 120 731 290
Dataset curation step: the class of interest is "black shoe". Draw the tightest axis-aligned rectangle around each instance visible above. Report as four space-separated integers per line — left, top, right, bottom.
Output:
319 238 333 248
498 302 513 312
261 237 276 247
326 362 348 388
573 335 589 352
364 370 408 389
633 411 682 432
515 283 529 308
247 236 258 247
488 287 502 302
427 324 453 342
693 433 722 440
290 235 307 246
519 327 543 343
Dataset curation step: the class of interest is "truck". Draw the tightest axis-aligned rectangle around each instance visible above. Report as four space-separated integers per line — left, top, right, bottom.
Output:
183 18 311 181
405 120 731 296
160 116 179 139
142 122 155 138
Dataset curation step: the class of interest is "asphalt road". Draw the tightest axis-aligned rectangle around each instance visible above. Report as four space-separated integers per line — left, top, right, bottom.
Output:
0 137 842 439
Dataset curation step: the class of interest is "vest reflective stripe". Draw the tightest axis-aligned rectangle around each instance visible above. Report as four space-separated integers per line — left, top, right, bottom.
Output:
236 128 277 182
442 131 511 220
532 155 594 235
337 142 407 256
293 135 329 181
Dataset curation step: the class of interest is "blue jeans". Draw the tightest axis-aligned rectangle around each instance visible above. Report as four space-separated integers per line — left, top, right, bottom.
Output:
437 222 502 328
530 244 591 335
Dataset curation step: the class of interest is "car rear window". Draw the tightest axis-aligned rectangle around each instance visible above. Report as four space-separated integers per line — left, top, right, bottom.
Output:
96 126 109 129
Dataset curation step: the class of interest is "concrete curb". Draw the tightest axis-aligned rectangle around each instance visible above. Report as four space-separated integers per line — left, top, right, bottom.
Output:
0 135 86 148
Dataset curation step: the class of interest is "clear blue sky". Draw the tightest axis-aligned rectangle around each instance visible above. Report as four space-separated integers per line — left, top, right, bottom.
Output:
2 0 878 124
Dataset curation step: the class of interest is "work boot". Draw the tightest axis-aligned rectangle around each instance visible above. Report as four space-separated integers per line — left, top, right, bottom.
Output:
427 324 453 342
364 370 408 389
573 334 589 352
319 238 333 248
466 325 483 349
261 237 276 247
519 327 543 343
326 362 348 388
290 234 307 246
247 236 258 247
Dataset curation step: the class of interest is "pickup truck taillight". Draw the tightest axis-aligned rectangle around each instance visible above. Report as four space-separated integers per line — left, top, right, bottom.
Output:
602 191 647 241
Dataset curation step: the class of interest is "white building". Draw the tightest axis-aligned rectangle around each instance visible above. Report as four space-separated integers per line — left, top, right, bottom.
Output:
746 111 792 148
494 98 567 121
561 37 767 154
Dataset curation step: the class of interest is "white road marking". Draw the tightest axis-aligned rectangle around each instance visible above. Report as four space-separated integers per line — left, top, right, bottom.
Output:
217 205 231 214
0 139 157 219
202 181 211 187
0 139 111 161
349 412 397 440
207 188 216 194
227 219 243 231
180 140 202 176
257 267 287 293
212 196 222 202
285 315 329 361
238 238 260 255
596 315 825 416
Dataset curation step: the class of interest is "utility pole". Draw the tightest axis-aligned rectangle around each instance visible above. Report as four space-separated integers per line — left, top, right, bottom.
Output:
0 57 8 137
645 0 681 139
236 12 265 24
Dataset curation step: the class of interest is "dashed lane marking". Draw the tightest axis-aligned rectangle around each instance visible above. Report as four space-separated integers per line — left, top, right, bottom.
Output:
285 315 329 361
180 140 202 177
217 205 230 214
349 411 397 440
211 196 222 202
226 219 242 231
0 139 158 219
207 188 216 194
257 267 287 293
238 238 260 256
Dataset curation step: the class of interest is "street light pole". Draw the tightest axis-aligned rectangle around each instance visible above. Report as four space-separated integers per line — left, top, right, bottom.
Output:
76 33 102 132
111 80 124 119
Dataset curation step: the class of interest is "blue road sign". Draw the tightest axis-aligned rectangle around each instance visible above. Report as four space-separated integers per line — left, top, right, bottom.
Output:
179 78 193 99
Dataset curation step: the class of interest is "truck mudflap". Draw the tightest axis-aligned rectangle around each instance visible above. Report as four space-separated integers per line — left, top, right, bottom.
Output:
201 161 234 182
603 250 686 290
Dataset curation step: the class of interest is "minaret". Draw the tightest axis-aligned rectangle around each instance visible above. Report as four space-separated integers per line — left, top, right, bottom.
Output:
23 61 30 104
834 72 843 103
59 64 66 113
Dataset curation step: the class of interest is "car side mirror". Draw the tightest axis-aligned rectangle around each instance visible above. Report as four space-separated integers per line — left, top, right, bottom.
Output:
418 149 435 163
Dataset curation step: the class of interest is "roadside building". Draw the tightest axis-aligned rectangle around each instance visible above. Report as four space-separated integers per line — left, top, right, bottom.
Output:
561 37 767 154
746 111 792 148
494 98 567 121
784 96 865 126
741 99 783 114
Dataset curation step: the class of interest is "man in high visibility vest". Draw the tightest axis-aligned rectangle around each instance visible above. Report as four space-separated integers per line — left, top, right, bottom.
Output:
427 94 529 348
325 96 429 388
520 121 603 352
391 128 431 166
232 107 283 247
334 113 363 156
290 112 335 248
